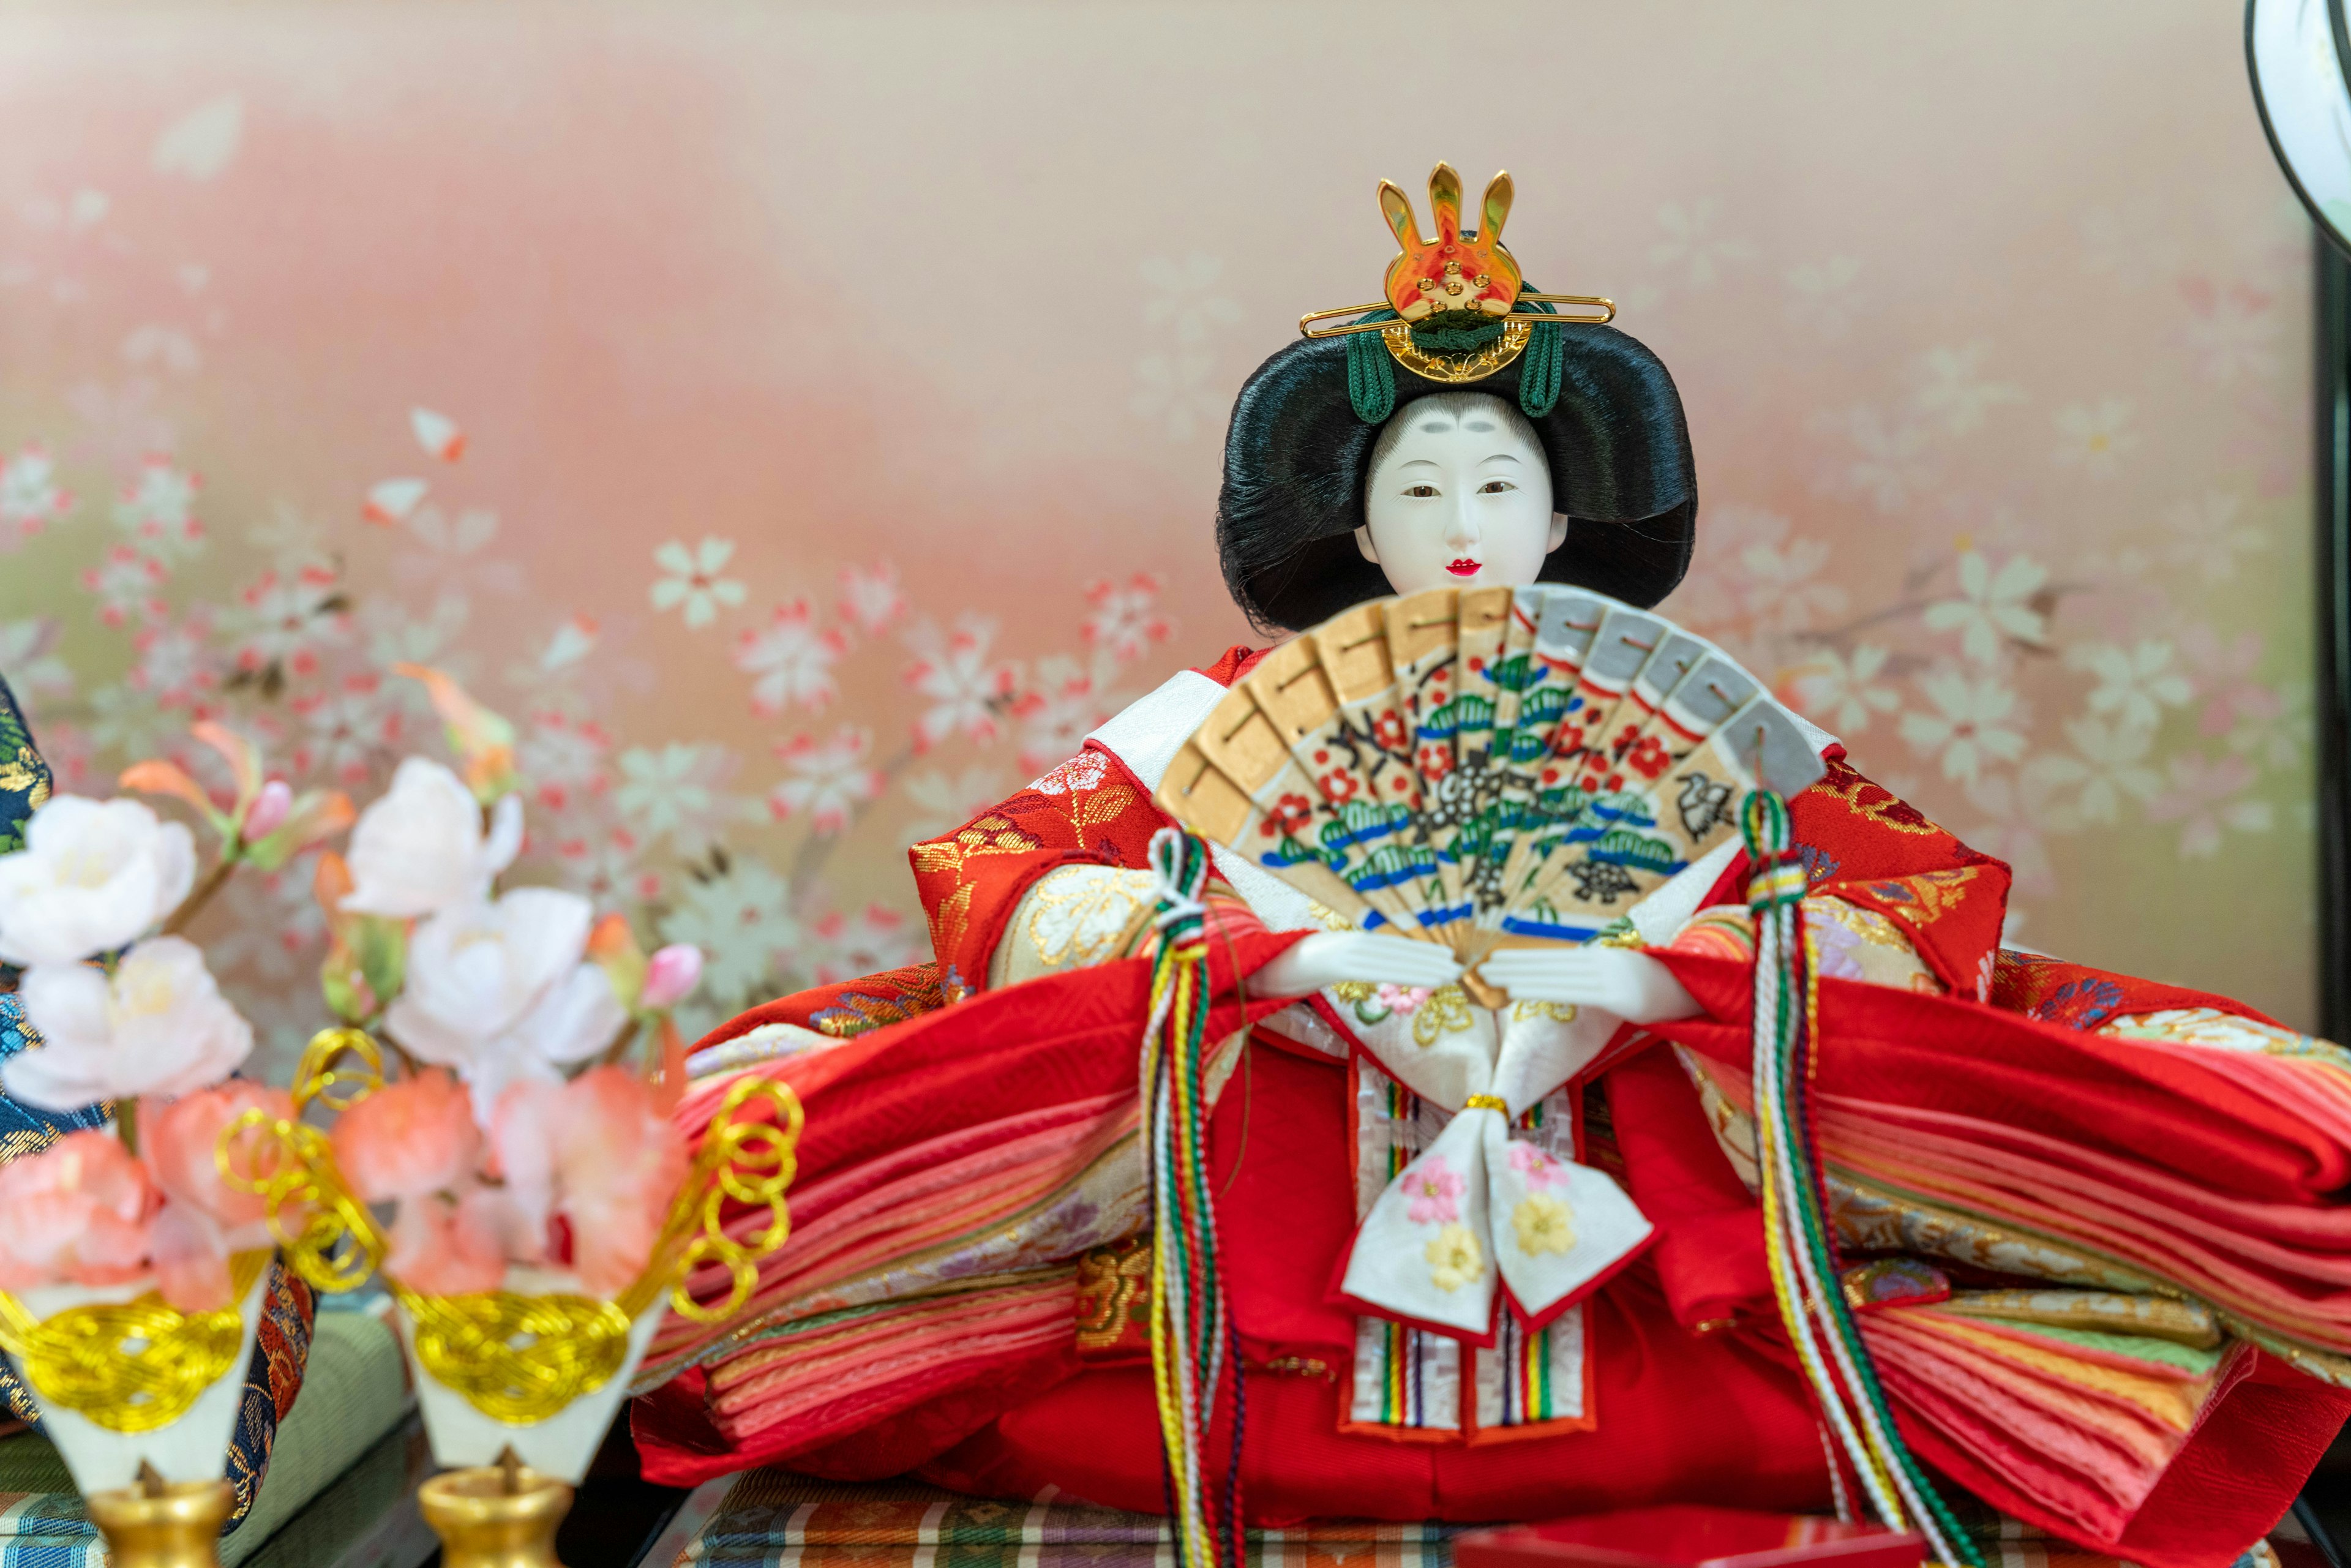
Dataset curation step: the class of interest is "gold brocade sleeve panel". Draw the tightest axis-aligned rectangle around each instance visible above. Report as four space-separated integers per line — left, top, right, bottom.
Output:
988 865 1164 990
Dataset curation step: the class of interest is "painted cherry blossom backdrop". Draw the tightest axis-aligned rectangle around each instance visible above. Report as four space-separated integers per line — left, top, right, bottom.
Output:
0 0 2322 1059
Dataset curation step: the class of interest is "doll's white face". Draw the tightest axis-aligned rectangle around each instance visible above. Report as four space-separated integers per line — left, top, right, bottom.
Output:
1355 392 1564 594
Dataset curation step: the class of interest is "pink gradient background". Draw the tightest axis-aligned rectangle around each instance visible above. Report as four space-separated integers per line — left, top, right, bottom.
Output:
0 2 2321 1048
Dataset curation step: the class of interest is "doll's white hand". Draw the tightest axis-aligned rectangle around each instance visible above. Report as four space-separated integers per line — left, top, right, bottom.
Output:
1475 947 1700 1024
1246 931 1465 1000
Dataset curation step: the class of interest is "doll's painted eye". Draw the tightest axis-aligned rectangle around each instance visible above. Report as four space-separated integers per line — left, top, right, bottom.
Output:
1404 484 1440 498
1478 479 1517 494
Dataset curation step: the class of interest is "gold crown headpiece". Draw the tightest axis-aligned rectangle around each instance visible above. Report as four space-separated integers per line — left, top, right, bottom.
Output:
1299 163 1614 391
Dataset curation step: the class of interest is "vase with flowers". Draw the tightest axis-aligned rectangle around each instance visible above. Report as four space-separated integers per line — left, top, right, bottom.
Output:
211 668 797 1567
0 719 351 1532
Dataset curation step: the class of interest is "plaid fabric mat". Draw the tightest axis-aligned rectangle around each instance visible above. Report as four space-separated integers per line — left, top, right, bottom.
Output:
668 1473 1463 1568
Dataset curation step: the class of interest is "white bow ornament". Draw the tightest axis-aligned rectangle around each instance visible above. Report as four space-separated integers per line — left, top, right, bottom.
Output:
1333 994 1654 1341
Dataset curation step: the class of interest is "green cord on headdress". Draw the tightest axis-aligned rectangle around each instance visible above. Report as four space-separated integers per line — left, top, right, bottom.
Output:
1515 298 1566 419
1344 299 1567 424
1345 310 1398 423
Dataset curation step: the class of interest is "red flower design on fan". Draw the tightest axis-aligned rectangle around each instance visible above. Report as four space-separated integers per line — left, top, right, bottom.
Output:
1373 710 1409 751
1622 735 1671 781
1417 743 1454 779
1264 792 1314 839
1319 770 1360 805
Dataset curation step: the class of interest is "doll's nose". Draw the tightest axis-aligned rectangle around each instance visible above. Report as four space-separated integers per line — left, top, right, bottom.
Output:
1444 502 1479 549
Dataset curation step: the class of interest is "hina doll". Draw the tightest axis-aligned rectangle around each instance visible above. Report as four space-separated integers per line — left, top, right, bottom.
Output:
634 167 2351 1568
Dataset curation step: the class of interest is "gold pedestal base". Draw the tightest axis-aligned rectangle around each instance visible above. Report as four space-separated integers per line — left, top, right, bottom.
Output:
84 1478 233 1568
419 1463 575 1568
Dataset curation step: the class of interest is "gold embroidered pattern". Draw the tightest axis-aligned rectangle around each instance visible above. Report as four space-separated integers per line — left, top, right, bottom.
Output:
1074 1238 1152 1354
1858 865 1984 929
1412 984 1475 1049
1512 998 1577 1024
1016 868 1157 977
0 746 46 814
1810 761 1944 836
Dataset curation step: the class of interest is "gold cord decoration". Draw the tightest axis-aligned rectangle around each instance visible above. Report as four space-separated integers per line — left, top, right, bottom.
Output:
222 1068 804 1422
219 1106 383 1296
291 1026 386 1114
620 1075 803 1324
399 1291 636 1425
0 1251 268 1433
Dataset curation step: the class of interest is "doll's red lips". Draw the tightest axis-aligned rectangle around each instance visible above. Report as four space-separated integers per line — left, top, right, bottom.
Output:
1447 558 1481 576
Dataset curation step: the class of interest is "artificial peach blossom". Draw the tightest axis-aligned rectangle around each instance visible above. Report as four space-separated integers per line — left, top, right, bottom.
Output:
143 1079 296 1232
557 1068 686 1296
639 943 702 1011
385 1191 504 1296
331 1068 482 1204
0 1130 156 1291
239 779 292 841
149 1201 234 1312
490 1066 686 1297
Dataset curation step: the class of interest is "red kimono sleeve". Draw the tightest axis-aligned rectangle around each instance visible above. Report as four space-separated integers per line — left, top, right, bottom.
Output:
907 744 1180 1002
1682 755 2015 998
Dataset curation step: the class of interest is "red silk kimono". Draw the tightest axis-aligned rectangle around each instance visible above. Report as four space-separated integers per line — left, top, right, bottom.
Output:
636 646 2351 1568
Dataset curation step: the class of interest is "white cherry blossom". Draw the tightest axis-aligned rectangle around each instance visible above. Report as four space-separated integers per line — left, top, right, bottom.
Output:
768 727 881 835
2052 399 2139 478
0 445 73 549
613 742 743 852
7 937 252 1108
2146 753 2273 860
1899 667 2028 784
1788 644 1900 735
837 561 906 636
649 536 745 629
0 795 195 966
2067 640 2191 732
904 615 1016 749
386 887 626 1117
2023 715 2162 830
1923 550 2047 664
1081 575 1172 664
342 756 523 918
1912 343 2023 435
658 852 798 1007
111 457 202 564
1014 657 1109 771
733 601 845 716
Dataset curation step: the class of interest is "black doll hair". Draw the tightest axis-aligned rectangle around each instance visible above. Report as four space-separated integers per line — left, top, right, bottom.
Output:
1214 318 1697 635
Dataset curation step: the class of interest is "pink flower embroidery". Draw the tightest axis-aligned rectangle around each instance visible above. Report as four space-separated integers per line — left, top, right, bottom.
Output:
1405 1155 1466 1225
1374 983 1430 1016
1508 1141 1561 1191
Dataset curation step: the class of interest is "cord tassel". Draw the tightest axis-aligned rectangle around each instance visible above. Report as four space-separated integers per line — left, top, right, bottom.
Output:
1143 828 1246 1568
1742 792 1981 1568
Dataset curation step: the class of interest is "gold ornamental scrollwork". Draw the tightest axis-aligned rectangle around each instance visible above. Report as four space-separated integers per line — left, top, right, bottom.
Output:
0 1250 269 1433
1379 318 1532 383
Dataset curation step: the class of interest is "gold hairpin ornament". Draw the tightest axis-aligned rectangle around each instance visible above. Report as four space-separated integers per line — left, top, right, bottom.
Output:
1297 163 1614 383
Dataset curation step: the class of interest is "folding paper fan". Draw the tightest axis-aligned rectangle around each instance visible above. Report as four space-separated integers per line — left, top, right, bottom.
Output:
1152 588 1828 977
